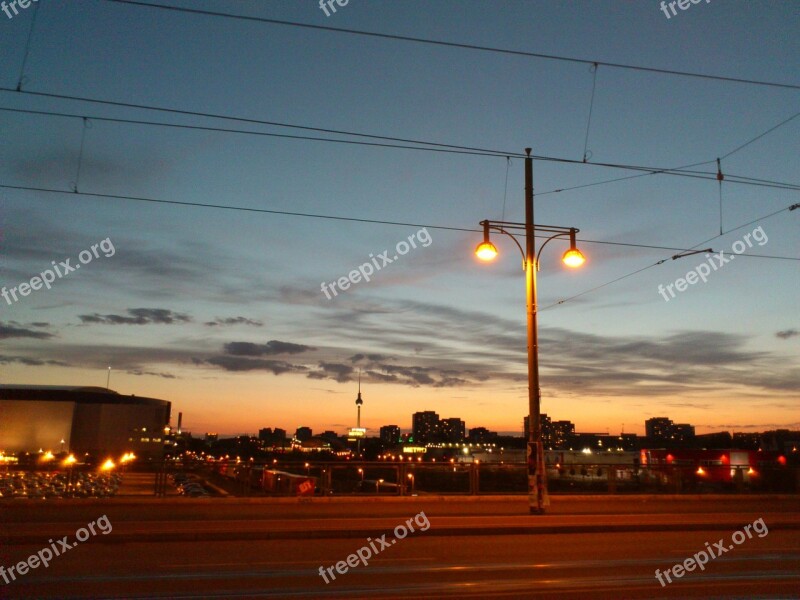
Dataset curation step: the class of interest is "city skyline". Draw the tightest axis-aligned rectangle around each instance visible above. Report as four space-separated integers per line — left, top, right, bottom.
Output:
194 411 792 441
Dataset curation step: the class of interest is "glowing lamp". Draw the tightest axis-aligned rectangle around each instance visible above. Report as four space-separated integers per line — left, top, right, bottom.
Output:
562 229 585 268
476 222 499 261
476 241 499 261
562 248 586 267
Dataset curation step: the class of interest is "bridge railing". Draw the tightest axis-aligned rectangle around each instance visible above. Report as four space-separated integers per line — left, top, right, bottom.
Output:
193 460 800 496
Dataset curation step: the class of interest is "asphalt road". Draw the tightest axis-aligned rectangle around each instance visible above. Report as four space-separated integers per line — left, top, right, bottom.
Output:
3 529 798 598
4 494 799 523
2 496 798 598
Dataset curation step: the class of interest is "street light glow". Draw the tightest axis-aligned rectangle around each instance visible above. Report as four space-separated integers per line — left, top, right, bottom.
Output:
475 241 498 261
562 247 586 268
562 229 586 267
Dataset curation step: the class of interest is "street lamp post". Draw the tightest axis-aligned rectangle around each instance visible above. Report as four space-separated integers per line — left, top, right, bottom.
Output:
476 148 585 514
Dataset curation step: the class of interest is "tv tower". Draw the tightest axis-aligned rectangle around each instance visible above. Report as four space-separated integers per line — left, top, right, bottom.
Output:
356 374 363 425
355 372 364 454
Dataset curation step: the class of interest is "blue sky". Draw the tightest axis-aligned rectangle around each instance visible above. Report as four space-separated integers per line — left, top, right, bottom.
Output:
0 0 797 437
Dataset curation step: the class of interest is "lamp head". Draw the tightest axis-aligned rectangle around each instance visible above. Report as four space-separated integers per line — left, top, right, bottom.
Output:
562 229 586 268
475 221 498 261
562 248 585 267
475 241 498 261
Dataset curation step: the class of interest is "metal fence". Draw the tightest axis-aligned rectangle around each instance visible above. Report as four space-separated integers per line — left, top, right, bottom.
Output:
2 461 797 498
197 460 800 497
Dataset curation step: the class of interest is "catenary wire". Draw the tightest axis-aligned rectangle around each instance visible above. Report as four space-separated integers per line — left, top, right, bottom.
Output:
0 183 795 263
1 102 798 192
721 110 800 160
102 0 800 91
539 109 800 196
541 204 798 310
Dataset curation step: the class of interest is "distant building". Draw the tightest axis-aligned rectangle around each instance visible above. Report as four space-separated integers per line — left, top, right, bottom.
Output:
380 425 401 445
468 427 498 444
0 385 170 460
412 411 440 444
439 418 466 443
204 433 218 443
259 428 287 447
690 431 733 449
561 432 638 451
672 423 696 442
319 430 340 443
552 421 576 447
568 432 611 451
525 415 575 448
295 426 313 442
645 417 695 443
732 432 761 450
645 417 673 440
758 429 799 453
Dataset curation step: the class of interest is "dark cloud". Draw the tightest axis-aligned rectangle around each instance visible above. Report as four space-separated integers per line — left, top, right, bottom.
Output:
205 317 264 327
0 322 54 340
206 356 307 375
364 370 399 383
4 280 797 398
0 355 68 366
380 364 435 385
305 360 473 388
707 422 800 430
223 340 315 356
307 362 355 383
0 343 214 374
664 402 713 410
79 308 191 325
776 329 798 340
350 353 391 363
126 370 177 379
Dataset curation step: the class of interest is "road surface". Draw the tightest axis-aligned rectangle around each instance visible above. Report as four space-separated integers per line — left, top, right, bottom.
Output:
2 495 798 598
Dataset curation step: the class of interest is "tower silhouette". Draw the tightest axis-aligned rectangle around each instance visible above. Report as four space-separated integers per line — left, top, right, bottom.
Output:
355 372 364 455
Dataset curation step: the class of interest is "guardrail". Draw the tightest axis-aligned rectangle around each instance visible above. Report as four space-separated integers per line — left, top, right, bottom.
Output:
3 461 797 498
195 461 800 497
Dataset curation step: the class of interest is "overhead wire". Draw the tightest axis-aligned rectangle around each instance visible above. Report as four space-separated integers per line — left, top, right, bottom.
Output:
0 183 796 263
4 2 795 196
721 110 800 160
3 2 798 313
538 109 800 196
0 93 513 159
102 0 800 91
582 63 599 163
1 103 798 192
541 204 798 311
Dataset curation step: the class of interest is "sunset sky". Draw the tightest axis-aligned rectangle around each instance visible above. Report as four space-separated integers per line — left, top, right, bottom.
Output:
1 0 797 437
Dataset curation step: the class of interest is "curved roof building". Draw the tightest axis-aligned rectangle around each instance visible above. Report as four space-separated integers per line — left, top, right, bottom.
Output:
0 385 171 460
